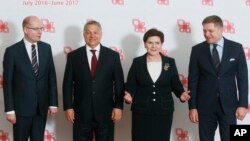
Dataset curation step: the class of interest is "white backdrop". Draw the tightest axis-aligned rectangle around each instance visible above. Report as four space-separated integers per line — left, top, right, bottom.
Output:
0 0 250 141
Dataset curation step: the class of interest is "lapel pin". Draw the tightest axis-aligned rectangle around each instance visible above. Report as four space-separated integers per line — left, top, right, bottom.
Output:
164 63 170 71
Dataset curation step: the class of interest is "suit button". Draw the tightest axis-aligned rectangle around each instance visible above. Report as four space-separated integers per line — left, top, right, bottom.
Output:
92 91 96 94
153 92 156 95
92 80 96 83
152 98 156 102
153 85 155 87
217 77 220 79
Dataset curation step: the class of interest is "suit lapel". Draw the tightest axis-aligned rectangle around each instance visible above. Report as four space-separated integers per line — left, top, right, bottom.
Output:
155 54 166 83
219 39 229 75
18 40 35 76
82 46 92 76
141 54 155 83
94 46 106 77
37 42 45 78
204 43 218 75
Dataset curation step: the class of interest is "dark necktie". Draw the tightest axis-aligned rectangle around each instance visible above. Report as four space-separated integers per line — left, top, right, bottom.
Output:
212 44 220 72
90 50 97 77
31 44 39 77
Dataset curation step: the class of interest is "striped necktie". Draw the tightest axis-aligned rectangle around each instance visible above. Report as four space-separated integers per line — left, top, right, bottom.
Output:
31 44 39 77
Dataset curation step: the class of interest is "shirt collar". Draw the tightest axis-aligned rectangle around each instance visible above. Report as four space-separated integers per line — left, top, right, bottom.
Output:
211 37 224 48
217 37 224 48
86 44 101 52
23 38 38 48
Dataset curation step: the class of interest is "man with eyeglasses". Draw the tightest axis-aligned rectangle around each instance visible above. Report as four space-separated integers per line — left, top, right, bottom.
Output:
2 15 58 141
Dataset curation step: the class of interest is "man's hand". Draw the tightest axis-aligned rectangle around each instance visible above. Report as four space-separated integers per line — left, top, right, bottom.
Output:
189 109 199 123
48 107 58 116
65 109 75 123
6 114 16 124
111 108 122 123
236 107 248 121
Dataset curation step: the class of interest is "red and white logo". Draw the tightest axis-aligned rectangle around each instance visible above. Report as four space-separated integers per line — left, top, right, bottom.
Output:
109 46 125 61
244 47 250 60
64 46 73 58
44 130 55 141
175 128 189 141
179 74 188 89
0 20 9 33
246 0 250 6
177 19 191 33
202 0 214 6
223 20 235 34
112 0 124 5
0 130 10 141
0 75 3 88
160 48 167 56
41 19 55 33
132 19 146 33
157 0 169 5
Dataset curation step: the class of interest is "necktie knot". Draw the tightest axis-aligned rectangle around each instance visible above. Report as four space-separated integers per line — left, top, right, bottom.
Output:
31 44 35 48
90 50 96 54
212 44 217 51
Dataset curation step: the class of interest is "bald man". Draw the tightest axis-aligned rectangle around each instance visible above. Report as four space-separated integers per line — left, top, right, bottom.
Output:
3 15 58 141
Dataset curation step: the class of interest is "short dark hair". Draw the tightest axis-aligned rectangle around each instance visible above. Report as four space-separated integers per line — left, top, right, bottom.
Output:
143 28 164 43
202 15 223 27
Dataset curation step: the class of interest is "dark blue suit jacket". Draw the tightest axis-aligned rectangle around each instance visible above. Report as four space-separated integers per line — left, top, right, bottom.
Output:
63 45 124 123
3 40 58 116
188 37 248 115
126 53 185 115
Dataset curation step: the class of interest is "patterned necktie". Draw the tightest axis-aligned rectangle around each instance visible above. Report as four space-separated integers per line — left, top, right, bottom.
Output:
212 44 220 72
31 44 39 77
90 50 97 77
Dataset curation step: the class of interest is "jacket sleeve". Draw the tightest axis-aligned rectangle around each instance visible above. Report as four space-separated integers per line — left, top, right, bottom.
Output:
113 53 125 109
3 48 15 112
63 52 74 110
188 47 199 109
236 45 248 108
125 59 137 97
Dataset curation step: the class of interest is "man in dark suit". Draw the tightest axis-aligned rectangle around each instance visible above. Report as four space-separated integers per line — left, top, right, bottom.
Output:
3 15 58 141
188 15 248 141
63 20 124 141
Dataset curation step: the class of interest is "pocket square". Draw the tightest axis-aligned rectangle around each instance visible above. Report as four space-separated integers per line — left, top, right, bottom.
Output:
229 58 235 61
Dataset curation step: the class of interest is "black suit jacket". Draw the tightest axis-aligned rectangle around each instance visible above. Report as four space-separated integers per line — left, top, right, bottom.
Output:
126 53 185 115
3 40 58 116
63 45 124 122
188 37 248 115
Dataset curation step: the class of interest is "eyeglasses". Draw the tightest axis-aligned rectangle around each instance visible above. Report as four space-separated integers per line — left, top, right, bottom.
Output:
26 27 44 31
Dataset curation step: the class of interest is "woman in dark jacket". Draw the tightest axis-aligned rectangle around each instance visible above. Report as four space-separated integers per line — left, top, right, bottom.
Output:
124 28 190 141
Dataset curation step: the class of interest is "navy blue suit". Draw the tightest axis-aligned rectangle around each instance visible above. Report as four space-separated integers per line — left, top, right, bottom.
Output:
188 37 248 141
3 39 58 141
